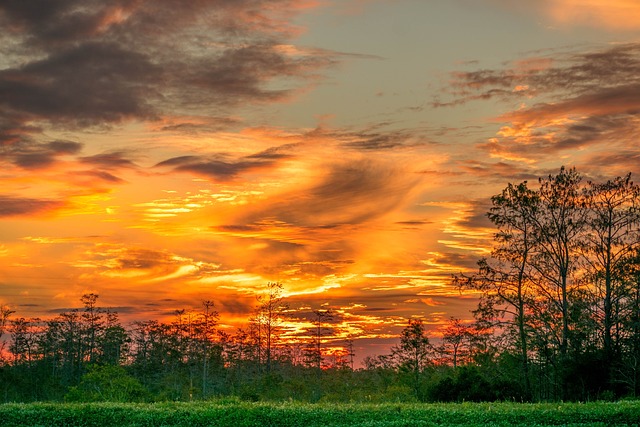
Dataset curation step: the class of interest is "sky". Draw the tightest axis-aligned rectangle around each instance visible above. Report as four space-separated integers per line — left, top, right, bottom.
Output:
2 0 640 360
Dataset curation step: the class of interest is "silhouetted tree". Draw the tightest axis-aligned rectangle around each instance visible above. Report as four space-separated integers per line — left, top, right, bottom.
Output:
582 175 640 371
307 308 334 371
455 180 538 397
253 282 289 374
0 305 14 364
392 318 433 400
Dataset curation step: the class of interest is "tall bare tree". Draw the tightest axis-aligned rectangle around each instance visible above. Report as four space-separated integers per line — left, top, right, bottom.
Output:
302 308 334 371
199 300 219 397
0 305 14 363
253 282 289 374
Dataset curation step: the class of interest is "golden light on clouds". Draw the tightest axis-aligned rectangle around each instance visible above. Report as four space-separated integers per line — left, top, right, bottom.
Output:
3 0 640 362
545 0 640 30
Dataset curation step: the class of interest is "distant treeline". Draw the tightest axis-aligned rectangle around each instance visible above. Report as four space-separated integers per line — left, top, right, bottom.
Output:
1 167 640 403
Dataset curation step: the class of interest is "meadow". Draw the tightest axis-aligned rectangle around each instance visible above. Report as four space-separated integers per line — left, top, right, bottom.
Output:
1 400 639 427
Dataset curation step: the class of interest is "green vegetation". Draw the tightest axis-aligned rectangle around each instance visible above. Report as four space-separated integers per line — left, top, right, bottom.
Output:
1 401 640 427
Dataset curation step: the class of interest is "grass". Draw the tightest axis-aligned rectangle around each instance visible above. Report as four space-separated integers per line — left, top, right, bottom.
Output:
1 400 639 426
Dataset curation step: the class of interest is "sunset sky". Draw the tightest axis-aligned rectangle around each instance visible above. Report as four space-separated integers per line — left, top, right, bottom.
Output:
3 0 640 360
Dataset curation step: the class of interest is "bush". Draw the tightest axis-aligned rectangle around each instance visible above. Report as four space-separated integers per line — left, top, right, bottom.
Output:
65 365 149 403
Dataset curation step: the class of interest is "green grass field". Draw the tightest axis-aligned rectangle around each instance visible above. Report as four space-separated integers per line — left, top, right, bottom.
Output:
1 401 639 427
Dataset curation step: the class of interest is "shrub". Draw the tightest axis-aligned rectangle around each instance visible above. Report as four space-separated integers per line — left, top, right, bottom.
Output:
65 365 149 403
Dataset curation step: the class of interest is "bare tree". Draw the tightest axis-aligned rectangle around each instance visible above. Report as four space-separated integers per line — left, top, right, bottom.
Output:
199 300 219 397
81 293 104 364
254 282 288 374
0 305 14 363
306 308 335 372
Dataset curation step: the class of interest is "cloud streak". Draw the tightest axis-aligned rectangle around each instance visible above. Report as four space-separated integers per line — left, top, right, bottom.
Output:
441 43 640 170
0 195 65 217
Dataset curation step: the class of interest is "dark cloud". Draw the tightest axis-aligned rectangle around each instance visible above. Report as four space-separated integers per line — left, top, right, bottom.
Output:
116 251 170 270
155 156 268 181
438 43 640 163
580 151 640 178
341 133 418 151
218 297 255 315
87 248 179 270
310 127 432 152
461 199 497 230
80 151 138 169
0 0 132 46
458 160 539 182
239 159 421 228
0 139 83 169
47 305 136 314
174 44 337 107
158 116 243 134
0 0 342 147
72 170 125 184
0 0 306 48
0 42 159 127
286 260 355 277
0 113 41 145
246 144 298 160
155 146 289 181
0 195 65 217
216 224 265 233
432 251 481 272
442 44 640 105
396 220 431 225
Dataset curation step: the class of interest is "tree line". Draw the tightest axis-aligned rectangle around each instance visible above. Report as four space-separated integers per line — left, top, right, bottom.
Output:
1 167 640 403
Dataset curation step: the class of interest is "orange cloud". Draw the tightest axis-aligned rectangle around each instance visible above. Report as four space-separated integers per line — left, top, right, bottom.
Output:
544 0 640 30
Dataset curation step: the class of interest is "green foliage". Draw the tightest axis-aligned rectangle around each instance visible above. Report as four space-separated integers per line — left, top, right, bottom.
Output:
64 365 149 403
1 401 640 427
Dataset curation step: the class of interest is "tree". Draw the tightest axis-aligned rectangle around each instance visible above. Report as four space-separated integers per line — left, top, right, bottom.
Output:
54 309 83 385
0 305 14 363
455 180 538 397
531 167 587 361
615 249 640 396
99 310 129 365
9 318 39 365
441 318 472 369
458 167 640 399
582 174 640 365
199 300 219 398
307 308 334 371
253 282 289 374
392 318 432 400
80 293 104 364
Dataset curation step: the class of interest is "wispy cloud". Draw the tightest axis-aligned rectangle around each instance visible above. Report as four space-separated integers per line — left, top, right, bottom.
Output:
155 153 286 182
0 195 66 217
1 140 82 169
440 43 640 171
489 0 640 31
541 0 640 30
